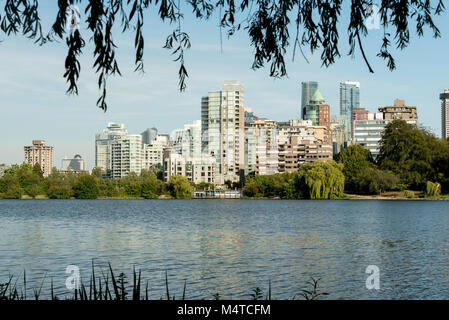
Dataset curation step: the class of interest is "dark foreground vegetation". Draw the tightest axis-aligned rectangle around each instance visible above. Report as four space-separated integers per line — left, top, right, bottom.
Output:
0 263 328 301
1 121 448 200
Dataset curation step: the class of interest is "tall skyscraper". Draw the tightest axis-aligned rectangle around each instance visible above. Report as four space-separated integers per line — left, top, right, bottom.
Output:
301 81 319 118
340 81 360 140
24 140 53 177
441 89 449 139
303 89 330 127
201 81 245 184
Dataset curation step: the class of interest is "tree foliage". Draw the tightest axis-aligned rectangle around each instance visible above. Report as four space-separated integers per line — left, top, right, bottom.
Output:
377 120 449 190
425 181 441 198
167 174 192 199
335 144 373 191
0 0 444 110
243 160 344 199
72 174 99 199
354 166 399 195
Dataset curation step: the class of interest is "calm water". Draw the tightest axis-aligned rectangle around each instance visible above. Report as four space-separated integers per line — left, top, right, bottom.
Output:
1 199 449 299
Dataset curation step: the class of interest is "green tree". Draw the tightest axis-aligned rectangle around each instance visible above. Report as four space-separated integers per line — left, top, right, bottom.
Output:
4 163 45 198
120 172 142 197
336 145 373 191
0 1 443 111
98 178 117 197
298 161 345 200
0 173 23 199
242 178 259 198
425 181 441 198
72 174 99 199
91 167 105 179
140 169 159 199
354 167 399 195
46 169 73 199
167 175 192 199
377 120 448 190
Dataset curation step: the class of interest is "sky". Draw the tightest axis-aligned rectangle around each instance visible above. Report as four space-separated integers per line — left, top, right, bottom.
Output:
1 2 448 169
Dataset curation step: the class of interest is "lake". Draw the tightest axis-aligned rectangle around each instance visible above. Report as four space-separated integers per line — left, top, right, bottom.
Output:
1 199 448 299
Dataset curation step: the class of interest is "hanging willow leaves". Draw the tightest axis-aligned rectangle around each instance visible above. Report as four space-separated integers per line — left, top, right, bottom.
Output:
0 0 445 111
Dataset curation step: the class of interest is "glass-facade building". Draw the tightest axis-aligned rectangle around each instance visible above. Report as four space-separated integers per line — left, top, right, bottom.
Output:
301 81 319 119
201 81 245 183
340 81 360 141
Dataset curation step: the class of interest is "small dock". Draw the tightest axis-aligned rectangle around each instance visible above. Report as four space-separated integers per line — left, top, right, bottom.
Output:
192 190 242 199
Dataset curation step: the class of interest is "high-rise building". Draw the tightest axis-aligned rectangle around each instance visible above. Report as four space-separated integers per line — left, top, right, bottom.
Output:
95 123 128 175
110 134 142 178
353 112 417 158
276 119 332 172
24 140 54 177
303 89 330 128
244 118 278 175
378 99 417 120
352 108 369 140
172 120 201 158
163 152 216 185
201 81 245 184
441 89 449 139
301 81 319 118
141 127 158 146
340 81 360 140
95 123 142 178
61 154 85 172
142 135 170 170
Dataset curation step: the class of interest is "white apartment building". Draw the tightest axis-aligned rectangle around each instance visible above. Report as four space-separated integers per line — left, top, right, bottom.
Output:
163 151 216 184
142 134 170 170
245 119 278 175
201 81 245 184
441 89 449 139
277 119 316 145
95 123 143 178
172 120 202 158
24 140 54 177
95 123 128 175
354 112 418 158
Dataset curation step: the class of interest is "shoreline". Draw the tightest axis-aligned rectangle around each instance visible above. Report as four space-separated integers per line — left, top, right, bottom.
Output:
3 193 449 201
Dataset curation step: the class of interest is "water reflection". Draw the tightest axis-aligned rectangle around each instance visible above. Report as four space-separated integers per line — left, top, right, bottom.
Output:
0 199 449 299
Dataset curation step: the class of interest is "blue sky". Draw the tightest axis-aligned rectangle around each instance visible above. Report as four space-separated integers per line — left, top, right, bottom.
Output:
1 2 448 169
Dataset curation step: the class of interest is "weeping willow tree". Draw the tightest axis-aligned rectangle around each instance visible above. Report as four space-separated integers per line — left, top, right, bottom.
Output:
0 1 445 111
298 160 345 200
425 181 441 198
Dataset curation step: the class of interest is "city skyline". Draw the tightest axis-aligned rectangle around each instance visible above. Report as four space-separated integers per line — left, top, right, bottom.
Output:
1 2 449 168
1 79 444 169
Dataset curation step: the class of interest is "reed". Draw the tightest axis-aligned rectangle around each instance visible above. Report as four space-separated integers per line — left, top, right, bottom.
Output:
0 262 328 301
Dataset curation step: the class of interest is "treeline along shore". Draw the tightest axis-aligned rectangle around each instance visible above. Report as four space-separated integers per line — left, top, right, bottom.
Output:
1 120 449 200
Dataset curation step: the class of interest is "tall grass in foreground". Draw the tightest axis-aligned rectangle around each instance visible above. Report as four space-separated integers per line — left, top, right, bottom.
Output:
0 262 328 301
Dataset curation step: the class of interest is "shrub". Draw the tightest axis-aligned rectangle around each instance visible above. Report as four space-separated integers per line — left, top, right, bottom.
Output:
425 181 441 198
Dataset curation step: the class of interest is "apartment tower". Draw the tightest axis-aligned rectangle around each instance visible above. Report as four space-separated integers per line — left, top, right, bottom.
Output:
24 140 54 177
201 81 245 183
441 89 449 139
